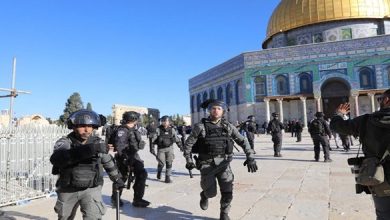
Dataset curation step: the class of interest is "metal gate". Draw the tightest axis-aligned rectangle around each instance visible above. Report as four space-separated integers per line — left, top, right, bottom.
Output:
0 124 69 207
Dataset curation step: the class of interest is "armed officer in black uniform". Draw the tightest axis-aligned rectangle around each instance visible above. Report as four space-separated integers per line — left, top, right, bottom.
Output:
267 112 284 157
50 110 125 220
309 112 332 162
331 89 390 219
146 120 157 150
183 99 258 220
111 111 150 208
243 115 257 154
150 115 183 183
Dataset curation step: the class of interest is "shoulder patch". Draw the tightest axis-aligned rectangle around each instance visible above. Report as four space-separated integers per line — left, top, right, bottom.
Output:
54 138 71 150
117 130 126 137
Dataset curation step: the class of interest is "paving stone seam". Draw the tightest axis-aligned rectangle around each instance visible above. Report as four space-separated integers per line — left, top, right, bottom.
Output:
282 164 311 220
238 166 289 219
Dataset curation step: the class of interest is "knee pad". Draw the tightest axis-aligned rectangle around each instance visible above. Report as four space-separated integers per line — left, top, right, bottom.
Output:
166 162 172 169
221 192 233 203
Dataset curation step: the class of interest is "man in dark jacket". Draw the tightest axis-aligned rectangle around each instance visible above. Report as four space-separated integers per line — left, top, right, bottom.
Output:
267 112 284 157
50 110 124 220
243 115 257 153
111 111 150 208
309 112 332 162
330 89 390 219
294 121 303 142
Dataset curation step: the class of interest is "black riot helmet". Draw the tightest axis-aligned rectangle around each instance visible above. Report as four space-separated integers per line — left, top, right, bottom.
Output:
160 115 171 123
200 99 228 111
315 112 324 118
272 112 279 118
122 111 140 123
67 109 101 129
247 115 255 121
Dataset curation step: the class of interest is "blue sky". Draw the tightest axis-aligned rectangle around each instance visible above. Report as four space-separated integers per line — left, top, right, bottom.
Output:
0 0 280 119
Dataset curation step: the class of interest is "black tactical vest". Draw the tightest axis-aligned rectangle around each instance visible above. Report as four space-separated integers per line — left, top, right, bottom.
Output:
57 136 103 189
195 119 233 156
156 126 174 149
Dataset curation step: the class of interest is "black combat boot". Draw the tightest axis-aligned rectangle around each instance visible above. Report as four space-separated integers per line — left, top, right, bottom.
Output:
165 175 172 183
133 198 150 208
324 158 333 162
220 212 230 220
111 195 124 207
200 192 208 210
157 170 162 180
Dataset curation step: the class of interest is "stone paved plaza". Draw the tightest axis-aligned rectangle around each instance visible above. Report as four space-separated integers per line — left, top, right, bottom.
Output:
1 132 375 220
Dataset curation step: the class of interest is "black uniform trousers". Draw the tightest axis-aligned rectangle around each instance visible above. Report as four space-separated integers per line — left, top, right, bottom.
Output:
113 154 147 201
246 132 255 151
312 135 330 160
271 133 282 154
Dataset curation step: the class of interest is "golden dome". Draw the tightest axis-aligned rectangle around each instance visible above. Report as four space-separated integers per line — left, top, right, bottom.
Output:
266 0 390 41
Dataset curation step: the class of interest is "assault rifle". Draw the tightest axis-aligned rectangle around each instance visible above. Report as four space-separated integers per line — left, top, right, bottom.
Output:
150 151 164 165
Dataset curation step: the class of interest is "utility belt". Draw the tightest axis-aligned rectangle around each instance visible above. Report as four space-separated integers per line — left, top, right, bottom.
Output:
157 144 172 150
198 153 226 161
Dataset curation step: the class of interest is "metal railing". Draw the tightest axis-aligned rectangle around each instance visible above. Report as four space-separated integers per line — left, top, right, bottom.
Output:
0 124 69 207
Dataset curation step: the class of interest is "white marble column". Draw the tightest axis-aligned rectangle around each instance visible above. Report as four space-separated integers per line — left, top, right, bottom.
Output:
264 98 270 122
315 97 322 112
277 98 284 122
300 96 308 128
351 94 360 117
368 92 376 113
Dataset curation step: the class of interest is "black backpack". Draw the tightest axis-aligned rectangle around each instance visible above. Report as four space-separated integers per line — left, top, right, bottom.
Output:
107 125 119 146
309 119 324 135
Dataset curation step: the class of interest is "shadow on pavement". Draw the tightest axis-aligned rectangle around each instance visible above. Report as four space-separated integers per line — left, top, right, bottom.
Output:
125 205 216 220
101 195 216 220
0 210 48 220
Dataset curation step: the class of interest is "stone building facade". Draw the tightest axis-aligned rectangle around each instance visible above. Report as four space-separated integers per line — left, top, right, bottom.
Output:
112 104 160 125
189 0 390 127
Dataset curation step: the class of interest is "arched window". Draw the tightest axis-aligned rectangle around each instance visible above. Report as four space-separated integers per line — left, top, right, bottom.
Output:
275 75 289 95
299 73 312 93
235 80 243 104
217 87 224 101
254 76 266 102
359 67 375 89
225 84 233 105
209 89 215 99
190 95 194 113
196 94 201 112
202 92 208 102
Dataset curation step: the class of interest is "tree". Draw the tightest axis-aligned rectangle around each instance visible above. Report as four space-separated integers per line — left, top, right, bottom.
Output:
171 114 185 126
59 92 84 124
106 115 113 124
86 102 93 111
139 114 158 127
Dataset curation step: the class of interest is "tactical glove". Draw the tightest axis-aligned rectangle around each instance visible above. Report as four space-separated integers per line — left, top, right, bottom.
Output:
138 140 146 150
186 162 196 170
185 157 196 170
243 158 258 173
114 178 125 189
